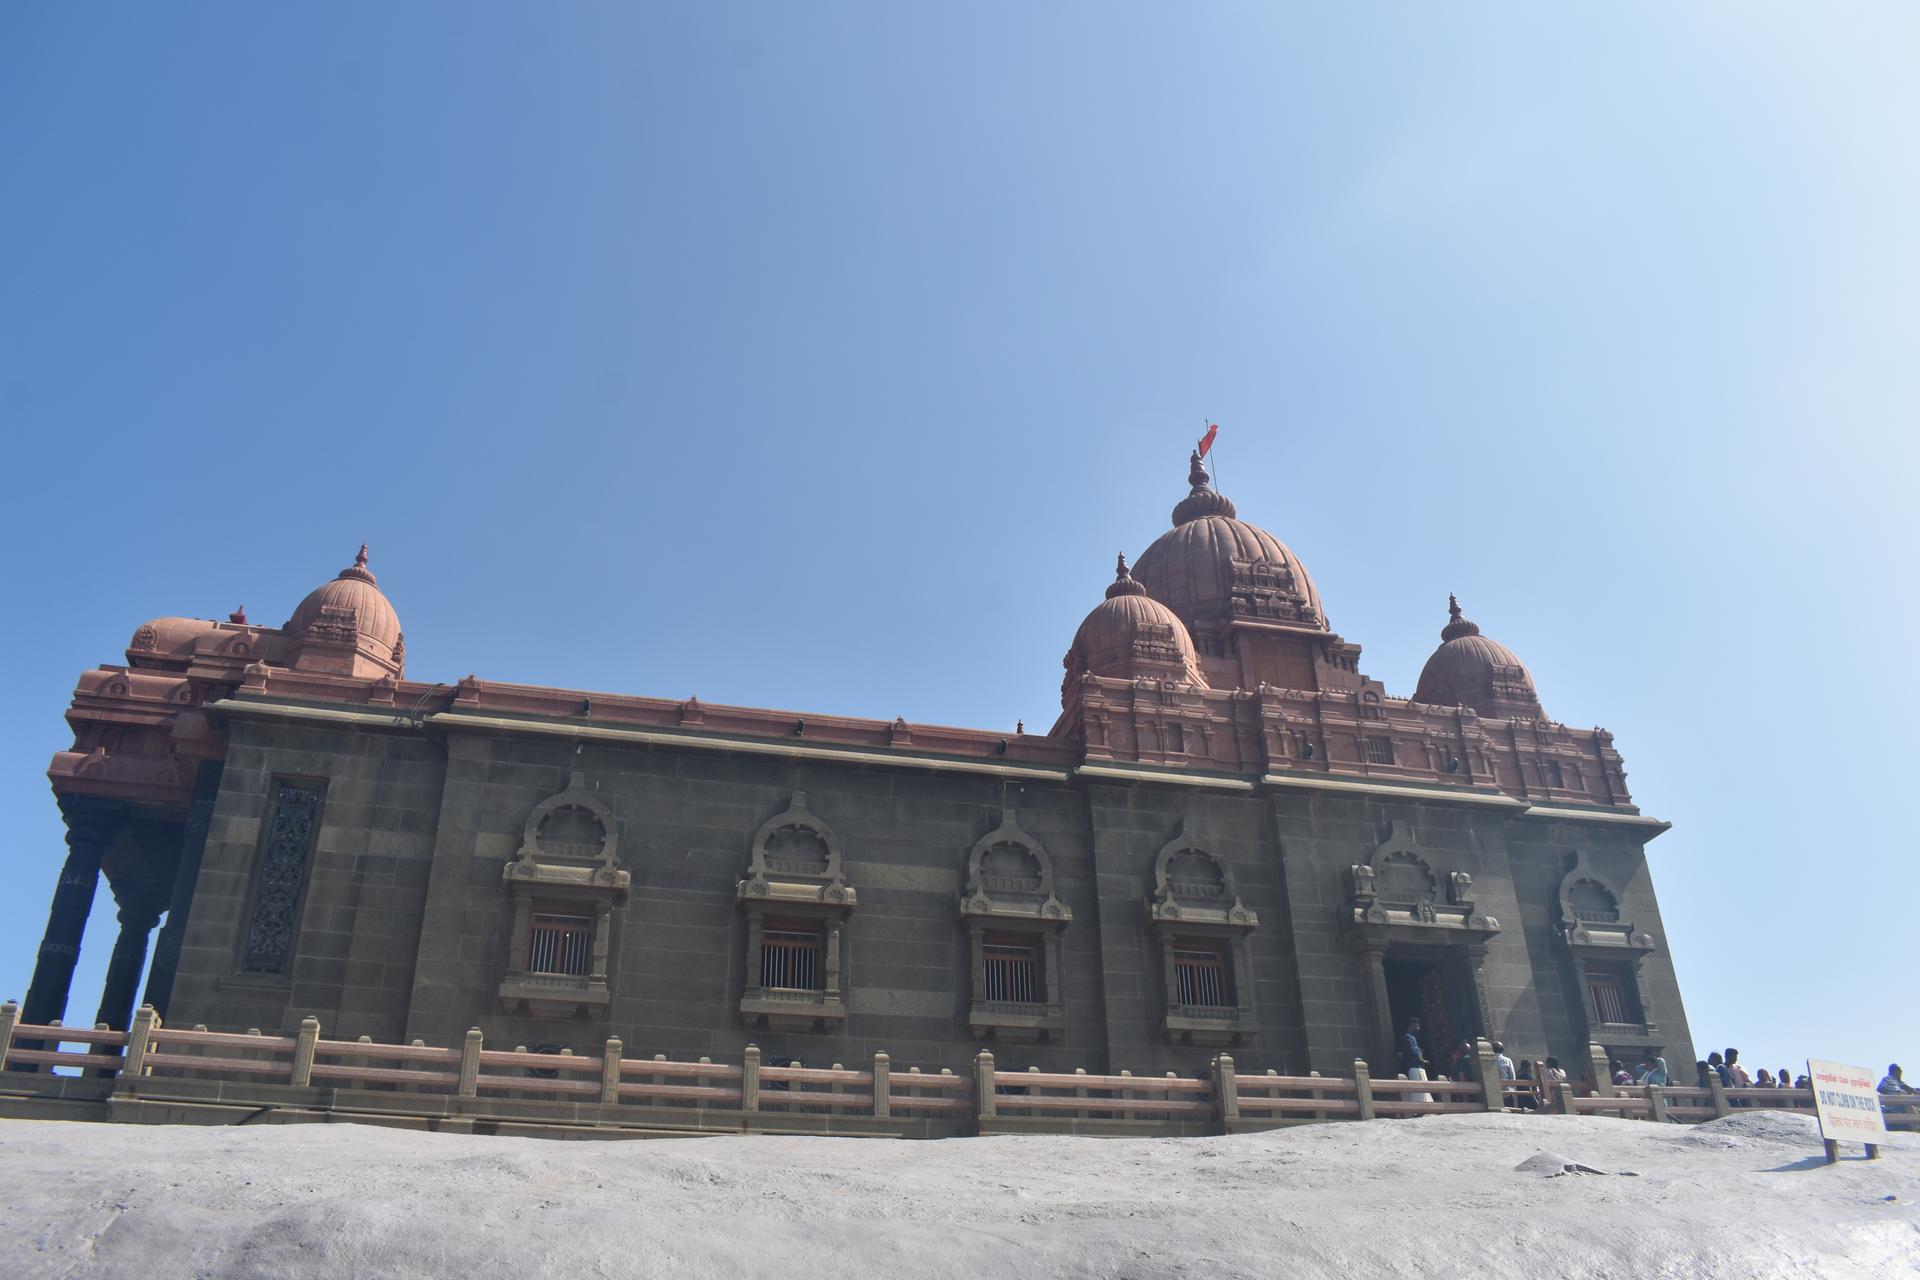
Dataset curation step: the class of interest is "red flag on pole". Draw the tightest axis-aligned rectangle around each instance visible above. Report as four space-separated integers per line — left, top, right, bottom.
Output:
1197 422 1219 458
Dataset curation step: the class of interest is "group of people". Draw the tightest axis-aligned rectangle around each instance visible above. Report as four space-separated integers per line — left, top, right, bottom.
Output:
1396 1020 1917 1107
1396 1017 1566 1109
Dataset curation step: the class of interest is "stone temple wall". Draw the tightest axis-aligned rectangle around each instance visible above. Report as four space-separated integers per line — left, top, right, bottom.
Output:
158 708 1695 1079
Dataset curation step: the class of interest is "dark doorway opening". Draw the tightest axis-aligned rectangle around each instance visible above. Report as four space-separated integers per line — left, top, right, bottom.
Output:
1384 952 1476 1074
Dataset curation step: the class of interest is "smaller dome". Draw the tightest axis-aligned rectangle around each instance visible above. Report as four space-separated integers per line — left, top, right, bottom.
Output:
1413 595 1543 719
1064 555 1207 697
286 544 403 655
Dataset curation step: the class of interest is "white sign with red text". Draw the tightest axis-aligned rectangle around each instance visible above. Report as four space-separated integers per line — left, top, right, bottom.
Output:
1807 1059 1886 1143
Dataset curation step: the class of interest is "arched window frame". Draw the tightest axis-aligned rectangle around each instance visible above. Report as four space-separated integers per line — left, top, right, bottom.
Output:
1145 822 1258 1048
498 772 628 1020
737 792 856 1034
959 810 1070 1044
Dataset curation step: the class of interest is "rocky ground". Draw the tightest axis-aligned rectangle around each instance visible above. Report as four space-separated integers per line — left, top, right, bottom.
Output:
2 1110 1915 1277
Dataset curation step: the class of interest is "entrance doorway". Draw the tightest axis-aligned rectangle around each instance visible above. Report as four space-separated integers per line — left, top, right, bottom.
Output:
1383 952 1476 1073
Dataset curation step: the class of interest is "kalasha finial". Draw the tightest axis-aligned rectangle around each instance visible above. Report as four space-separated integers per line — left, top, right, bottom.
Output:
229 605 247 624
339 542 378 585
1441 593 1481 641
1107 552 1146 599
1172 447 1236 526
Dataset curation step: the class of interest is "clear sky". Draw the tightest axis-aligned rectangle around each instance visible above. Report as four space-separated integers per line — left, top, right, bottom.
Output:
2 5 1913 1074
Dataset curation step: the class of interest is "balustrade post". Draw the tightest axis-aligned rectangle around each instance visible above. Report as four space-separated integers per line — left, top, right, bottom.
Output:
1352 1059 1375 1122
457 1028 482 1098
1308 1069 1325 1122
1646 1083 1668 1123
118 1004 157 1086
601 1038 623 1107
1587 1043 1614 1099
974 1050 996 1123
1214 1054 1239 1130
1556 1082 1576 1116
1707 1073 1729 1118
1475 1039 1503 1112
870 1051 890 1119
290 1017 320 1088
742 1044 761 1113
0 1000 17 1071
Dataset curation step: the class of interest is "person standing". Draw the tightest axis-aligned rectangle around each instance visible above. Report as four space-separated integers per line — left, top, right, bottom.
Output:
1400 1017 1432 1103
1539 1057 1568 1111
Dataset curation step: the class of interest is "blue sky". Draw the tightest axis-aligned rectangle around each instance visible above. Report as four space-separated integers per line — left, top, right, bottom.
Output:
2 5 1913 1073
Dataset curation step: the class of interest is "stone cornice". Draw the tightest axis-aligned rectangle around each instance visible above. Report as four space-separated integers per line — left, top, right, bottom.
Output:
199 696 1670 833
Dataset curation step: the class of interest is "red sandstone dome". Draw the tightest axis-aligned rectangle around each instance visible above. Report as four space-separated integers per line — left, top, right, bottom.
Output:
1063 554 1206 697
282 545 404 677
1412 595 1543 720
1131 453 1326 633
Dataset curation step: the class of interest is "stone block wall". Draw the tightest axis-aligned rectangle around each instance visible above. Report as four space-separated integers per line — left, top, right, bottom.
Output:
162 714 1694 1081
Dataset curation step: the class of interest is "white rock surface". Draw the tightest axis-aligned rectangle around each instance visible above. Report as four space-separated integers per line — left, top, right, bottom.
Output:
2 1111 1915 1278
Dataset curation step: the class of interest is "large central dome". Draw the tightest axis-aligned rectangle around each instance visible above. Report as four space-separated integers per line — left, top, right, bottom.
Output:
1131 453 1326 633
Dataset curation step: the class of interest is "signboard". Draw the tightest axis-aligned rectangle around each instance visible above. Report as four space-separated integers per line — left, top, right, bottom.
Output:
1807 1059 1886 1156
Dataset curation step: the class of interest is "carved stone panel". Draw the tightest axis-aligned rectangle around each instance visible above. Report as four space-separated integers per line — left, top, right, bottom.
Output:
240 782 324 974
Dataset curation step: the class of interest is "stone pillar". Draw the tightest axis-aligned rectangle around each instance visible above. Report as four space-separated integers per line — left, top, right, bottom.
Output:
143 761 223 1018
94 878 169 1032
1353 935 1394 1071
1461 942 1496 1041
21 801 122 1027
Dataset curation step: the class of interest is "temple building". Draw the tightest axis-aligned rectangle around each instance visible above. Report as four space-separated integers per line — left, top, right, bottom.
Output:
24 455 1694 1078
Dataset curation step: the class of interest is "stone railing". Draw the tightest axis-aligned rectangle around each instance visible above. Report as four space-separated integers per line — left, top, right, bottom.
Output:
2 1003 1915 1140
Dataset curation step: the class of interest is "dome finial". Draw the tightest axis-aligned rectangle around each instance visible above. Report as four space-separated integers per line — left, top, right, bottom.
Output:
1106 551 1146 599
1171 447 1237 525
340 542 378 585
1441 593 1480 641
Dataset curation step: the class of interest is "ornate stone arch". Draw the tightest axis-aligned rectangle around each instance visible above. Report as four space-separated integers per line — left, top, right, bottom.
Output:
1145 822 1257 1047
741 790 849 900
1148 831 1256 928
737 792 857 1033
498 772 629 1020
507 773 621 879
962 809 1068 921
959 810 1069 1043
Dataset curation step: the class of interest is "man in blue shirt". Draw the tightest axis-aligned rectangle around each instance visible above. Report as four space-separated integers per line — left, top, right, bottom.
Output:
1399 1017 1427 1076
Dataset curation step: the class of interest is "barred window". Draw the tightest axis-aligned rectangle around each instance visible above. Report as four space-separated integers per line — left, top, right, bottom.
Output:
983 938 1039 1003
1174 947 1228 1007
528 912 593 977
1362 736 1396 766
1585 962 1638 1025
761 926 823 990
